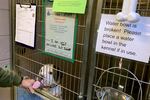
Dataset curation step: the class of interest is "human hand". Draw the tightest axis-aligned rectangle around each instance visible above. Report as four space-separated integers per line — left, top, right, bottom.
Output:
21 77 35 93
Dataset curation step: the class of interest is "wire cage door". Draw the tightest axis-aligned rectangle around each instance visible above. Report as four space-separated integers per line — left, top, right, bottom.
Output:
95 65 142 100
11 0 94 100
87 0 150 100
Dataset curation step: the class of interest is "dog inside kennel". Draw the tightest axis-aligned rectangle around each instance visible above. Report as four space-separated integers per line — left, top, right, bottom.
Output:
12 0 86 100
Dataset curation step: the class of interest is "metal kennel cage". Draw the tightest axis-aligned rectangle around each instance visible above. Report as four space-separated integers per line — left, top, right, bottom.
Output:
11 0 150 100
87 0 150 100
11 0 94 100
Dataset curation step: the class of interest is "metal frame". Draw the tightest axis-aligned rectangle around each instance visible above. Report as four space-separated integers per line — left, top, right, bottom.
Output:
11 0 93 100
87 0 104 99
11 0 150 100
87 0 150 100
78 0 95 99
10 0 17 100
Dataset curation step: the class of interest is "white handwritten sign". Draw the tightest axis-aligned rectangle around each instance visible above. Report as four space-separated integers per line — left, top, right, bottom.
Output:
15 4 36 48
96 14 150 63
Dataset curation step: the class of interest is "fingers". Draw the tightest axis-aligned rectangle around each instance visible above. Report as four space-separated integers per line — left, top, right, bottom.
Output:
21 78 35 88
28 86 35 93
20 78 36 93
30 79 35 84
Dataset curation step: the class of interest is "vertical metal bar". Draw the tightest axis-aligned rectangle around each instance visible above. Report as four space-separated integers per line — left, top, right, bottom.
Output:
124 62 131 92
138 0 142 9
69 75 71 100
11 0 16 73
67 62 70 100
146 84 150 99
105 57 111 86
64 61 67 100
131 63 138 95
73 64 76 100
115 0 120 13
99 54 105 87
60 60 64 100
103 0 106 13
94 54 100 88
11 0 17 99
137 64 146 100
111 58 117 87
146 0 150 14
118 59 122 88
78 0 95 99
109 0 113 14
87 0 104 99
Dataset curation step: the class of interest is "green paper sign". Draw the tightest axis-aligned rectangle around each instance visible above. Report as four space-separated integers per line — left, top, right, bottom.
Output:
42 7 78 63
52 0 87 14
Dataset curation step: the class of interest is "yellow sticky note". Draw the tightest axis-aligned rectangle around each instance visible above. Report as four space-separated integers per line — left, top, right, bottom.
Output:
52 0 87 14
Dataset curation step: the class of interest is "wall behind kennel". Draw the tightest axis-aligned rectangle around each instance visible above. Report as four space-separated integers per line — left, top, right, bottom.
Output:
11 0 94 100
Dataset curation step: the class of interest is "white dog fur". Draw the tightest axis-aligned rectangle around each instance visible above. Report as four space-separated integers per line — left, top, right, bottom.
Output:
38 64 62 98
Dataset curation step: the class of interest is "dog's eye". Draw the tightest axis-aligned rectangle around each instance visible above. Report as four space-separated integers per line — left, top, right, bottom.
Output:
49 72 53 74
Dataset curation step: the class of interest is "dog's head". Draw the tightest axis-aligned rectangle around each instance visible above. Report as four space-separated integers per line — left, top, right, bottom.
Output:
39 64 62 86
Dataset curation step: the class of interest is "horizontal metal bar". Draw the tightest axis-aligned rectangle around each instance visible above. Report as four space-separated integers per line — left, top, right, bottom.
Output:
36 49 83 63
16 53 44 66
16 64 41 77
74 59 83 63
36 34 84 46
59 85 80 95
15 54 81 79
35 90 59 100
16 65 80 97
95 67 150 85
102 8 150 12
78 25 86 28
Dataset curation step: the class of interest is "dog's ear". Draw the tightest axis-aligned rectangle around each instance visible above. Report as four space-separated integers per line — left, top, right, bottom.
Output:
39 68 42 75
37 66 44 81
53 65 63 83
